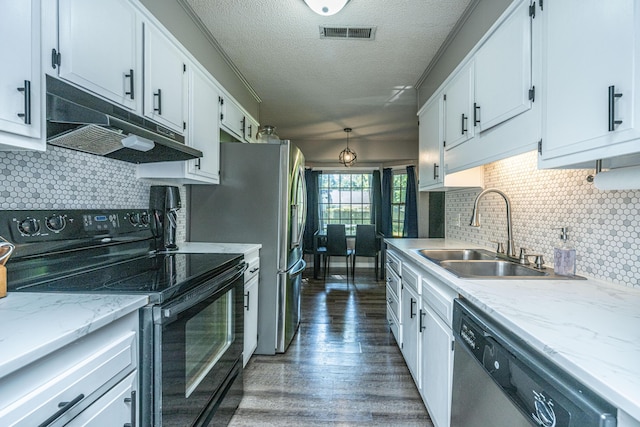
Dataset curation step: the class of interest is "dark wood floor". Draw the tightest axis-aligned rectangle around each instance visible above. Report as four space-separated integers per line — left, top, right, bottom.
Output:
229 268 433 426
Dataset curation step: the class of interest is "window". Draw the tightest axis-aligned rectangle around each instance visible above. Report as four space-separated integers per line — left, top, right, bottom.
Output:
318 173 372 235
391 172 407 237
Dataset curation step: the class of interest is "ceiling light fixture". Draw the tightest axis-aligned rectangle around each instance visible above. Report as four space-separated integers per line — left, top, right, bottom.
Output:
303 0 350 16
339 128 357 167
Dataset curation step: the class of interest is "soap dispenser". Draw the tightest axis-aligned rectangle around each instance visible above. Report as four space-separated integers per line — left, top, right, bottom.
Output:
554 227 576 276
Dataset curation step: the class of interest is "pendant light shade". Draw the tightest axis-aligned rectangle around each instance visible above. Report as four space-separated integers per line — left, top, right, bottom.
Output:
303 0 350 16
339 128 357 167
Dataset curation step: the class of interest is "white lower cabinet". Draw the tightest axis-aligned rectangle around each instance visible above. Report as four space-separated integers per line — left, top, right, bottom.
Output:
0 312 139 427
243 249 260 367
400 263 421 384
385 252 402 345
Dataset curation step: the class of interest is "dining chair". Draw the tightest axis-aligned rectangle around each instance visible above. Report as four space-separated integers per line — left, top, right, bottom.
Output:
312 230 327 279
324 224 354 280
352 224 381 280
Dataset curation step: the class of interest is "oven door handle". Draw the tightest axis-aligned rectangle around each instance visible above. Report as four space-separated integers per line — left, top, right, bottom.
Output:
156 262 247 324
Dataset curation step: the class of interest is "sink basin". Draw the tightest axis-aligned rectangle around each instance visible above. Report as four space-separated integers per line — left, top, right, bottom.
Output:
417 249 497 262
440 260 548 279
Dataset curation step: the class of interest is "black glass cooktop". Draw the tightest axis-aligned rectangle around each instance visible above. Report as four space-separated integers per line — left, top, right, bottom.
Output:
10 251 243 304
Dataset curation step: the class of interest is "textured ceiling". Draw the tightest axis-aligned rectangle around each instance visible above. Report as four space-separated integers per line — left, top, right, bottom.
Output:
183 0 473 147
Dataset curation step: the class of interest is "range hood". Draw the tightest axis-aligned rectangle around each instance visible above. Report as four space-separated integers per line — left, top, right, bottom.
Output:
46 76 202 163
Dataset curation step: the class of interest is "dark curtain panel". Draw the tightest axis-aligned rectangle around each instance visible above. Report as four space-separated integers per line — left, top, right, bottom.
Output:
404 165 418 238
371 170 382 234
303 169 321 251
381 168 393 237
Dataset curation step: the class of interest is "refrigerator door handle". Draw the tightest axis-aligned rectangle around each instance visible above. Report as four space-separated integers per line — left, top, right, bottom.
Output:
290 258 306 277
290 204 300 249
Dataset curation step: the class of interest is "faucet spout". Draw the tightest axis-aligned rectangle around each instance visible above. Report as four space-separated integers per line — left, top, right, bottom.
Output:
470 188 516 258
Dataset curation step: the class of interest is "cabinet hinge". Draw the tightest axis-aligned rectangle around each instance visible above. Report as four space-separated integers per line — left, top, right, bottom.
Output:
529 2 536 18
183 121 186 130
538 139 543 155
51 49 61 69
443 94 447 101
219 96 224 106
529 86 536 102
220 113 224 121
451 340 455 351
443 140 446 148
183 63 186 73
539 0 543 11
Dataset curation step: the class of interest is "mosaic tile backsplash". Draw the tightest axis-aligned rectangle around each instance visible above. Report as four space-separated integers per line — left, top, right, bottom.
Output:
446 150 640 288
0 146 187 244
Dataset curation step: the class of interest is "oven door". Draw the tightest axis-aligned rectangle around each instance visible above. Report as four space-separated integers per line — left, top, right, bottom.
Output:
153 263 245 427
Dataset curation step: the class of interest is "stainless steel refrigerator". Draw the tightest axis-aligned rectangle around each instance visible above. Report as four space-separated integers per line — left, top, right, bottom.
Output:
188 140 306 354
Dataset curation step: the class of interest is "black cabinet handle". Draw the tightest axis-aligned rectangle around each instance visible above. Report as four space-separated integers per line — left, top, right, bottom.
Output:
608 85 623 131
123 390 136 427
38 394 85 427
17 80 31 124
461 113 467 135
244 290 250 310
474 103 481 126
433 163 439 180
125 69 135 100
410 297 416 318
154 89 162 115
419 309 426 332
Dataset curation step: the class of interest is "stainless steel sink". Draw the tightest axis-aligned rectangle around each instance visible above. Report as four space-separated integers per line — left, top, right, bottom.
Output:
417 249 497 262
440 260 547 278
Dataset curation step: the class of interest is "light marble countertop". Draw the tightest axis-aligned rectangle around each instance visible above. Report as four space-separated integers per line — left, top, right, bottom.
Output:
175 242 261 255
0 293 148 380
385 238 640 421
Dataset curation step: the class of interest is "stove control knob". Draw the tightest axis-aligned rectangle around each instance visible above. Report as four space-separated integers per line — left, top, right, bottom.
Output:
18 217 40 235
140 211 150 226
45 214 66 232
129 212 141 226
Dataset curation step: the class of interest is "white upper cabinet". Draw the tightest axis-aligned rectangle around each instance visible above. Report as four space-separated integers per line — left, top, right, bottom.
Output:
443 62 475 151
57 0 141 111
540 0 640 169
136 63 221 184
220 96 246 140
474 0 532 132
418 93 483 191
144 23 187 134
0 0 43 149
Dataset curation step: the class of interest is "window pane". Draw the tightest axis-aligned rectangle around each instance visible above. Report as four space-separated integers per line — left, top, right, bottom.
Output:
318 172 373 235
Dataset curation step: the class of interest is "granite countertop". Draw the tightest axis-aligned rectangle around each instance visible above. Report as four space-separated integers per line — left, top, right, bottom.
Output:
0 293 148 380
176 242 262 255
385 238 640 422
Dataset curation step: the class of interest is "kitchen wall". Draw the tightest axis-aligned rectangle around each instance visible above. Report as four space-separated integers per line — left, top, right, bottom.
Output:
445 150 640 288
0 146 188 244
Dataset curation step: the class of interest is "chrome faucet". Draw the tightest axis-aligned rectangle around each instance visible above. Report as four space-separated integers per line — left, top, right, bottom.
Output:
470 188 516 258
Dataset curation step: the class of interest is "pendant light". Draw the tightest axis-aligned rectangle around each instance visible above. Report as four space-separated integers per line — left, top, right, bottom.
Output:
339 128 357 167
303 0 350 16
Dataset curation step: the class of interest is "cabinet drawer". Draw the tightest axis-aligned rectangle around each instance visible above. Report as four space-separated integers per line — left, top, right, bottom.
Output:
386 283 400 320
421 274 458 326
385 267 401 300
402 263 420 294
386 249 402 276
0 315 137 426
66 371 136 427
386 304 401 345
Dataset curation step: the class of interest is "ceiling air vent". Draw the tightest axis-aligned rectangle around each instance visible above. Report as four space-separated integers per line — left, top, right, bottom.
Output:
319 26 376 40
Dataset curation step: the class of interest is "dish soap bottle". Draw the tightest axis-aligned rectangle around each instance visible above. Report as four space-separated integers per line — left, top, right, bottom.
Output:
554 227 576 276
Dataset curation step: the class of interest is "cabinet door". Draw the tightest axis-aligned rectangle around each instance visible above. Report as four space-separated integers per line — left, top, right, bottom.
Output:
243 275 259 367
144 23 187 133
443 62 474 150
541 0 640 166
419 95 443 190
187 66 221 183
475 0 532 132
57 0 140 111
220 96 245 140
401 284 420 384
421 305 454 427
0 0 41 141
244 116 259 143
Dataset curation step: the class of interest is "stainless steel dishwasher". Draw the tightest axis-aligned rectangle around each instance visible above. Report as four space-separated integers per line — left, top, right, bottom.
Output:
451 299 617 427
